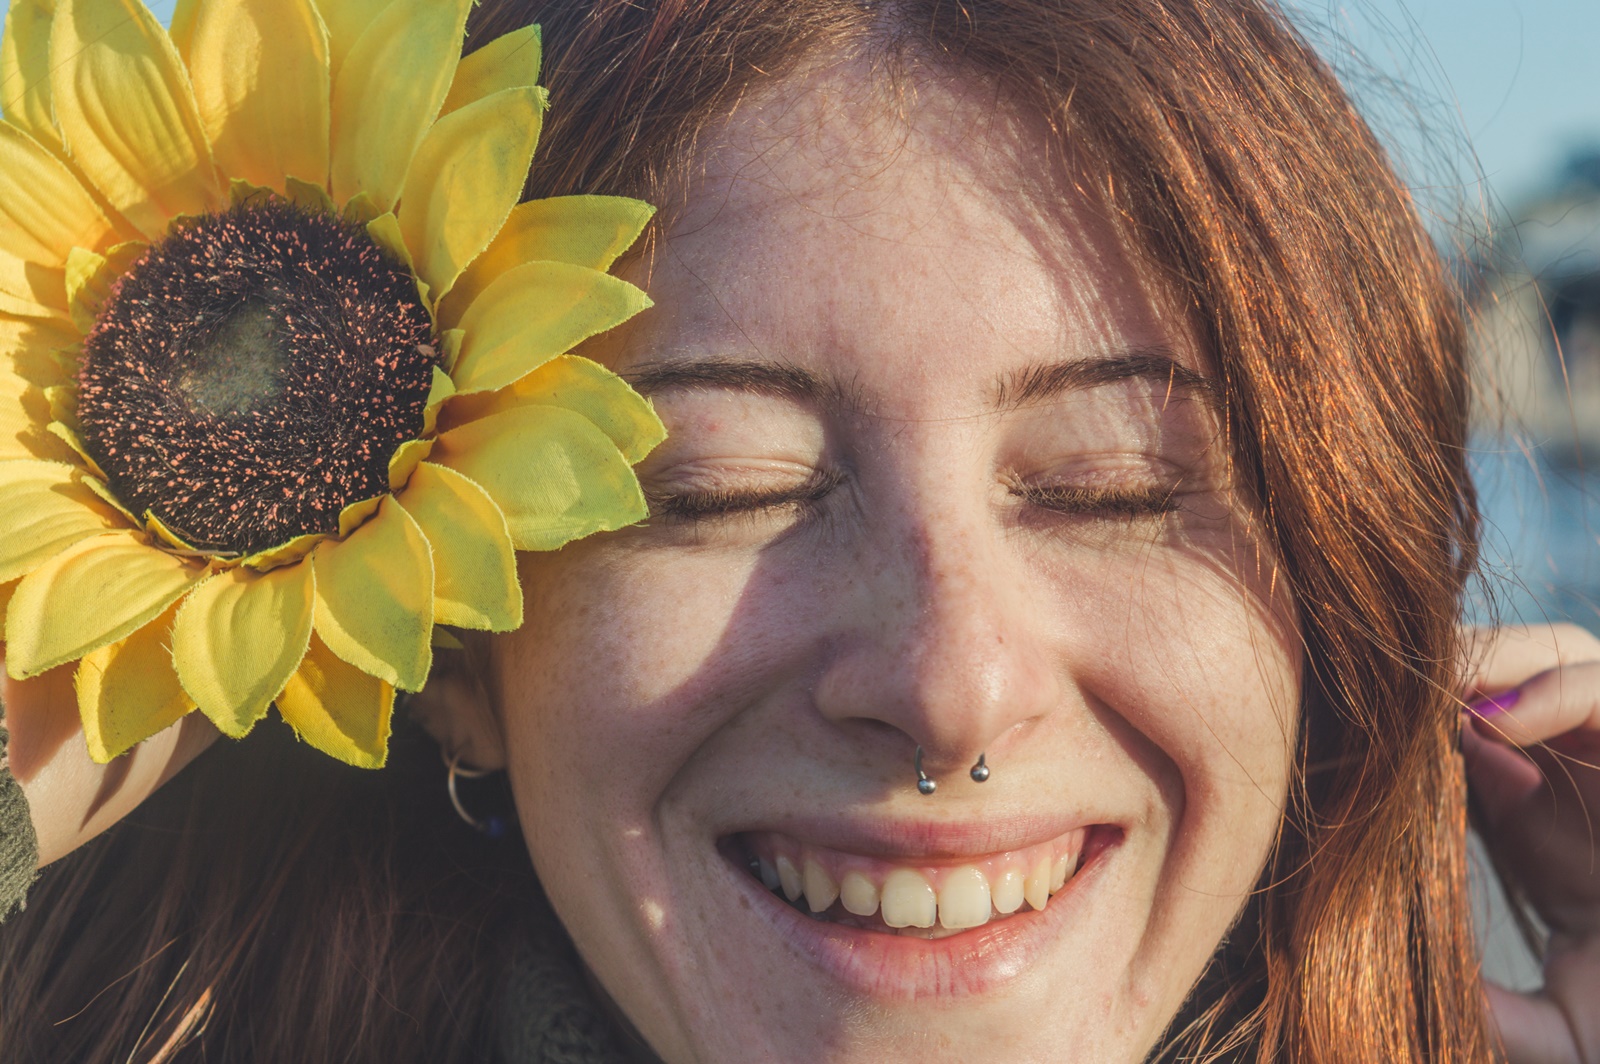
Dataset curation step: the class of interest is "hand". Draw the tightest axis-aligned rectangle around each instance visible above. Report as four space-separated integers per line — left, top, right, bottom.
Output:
1462 623 1600 1063
1 657 216 868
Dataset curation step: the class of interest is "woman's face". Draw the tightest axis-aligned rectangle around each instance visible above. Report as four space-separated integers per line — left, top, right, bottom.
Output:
476 63 1300 1062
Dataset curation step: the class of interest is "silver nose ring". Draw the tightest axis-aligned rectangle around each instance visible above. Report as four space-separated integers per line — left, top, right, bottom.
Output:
915 745 936 794
914 746 990 795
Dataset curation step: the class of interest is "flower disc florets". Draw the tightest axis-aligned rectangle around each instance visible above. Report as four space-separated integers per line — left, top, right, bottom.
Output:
77 202 436 555
0 0 663 770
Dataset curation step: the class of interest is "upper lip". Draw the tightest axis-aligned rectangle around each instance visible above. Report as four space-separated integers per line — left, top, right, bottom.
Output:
725 810 1111 862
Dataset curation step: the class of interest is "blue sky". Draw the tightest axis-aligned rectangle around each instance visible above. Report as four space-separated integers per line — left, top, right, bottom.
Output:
3 0 1596 213
1286 0 1600 212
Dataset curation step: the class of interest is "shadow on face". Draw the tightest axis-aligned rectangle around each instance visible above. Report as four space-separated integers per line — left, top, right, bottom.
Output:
435 53 1301 1064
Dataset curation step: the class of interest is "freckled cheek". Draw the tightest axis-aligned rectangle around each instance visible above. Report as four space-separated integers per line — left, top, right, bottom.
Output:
1078 552 1299 826
496 547 781 800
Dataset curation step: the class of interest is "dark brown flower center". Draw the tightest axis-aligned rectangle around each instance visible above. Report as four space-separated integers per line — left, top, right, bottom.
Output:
77 202 436 555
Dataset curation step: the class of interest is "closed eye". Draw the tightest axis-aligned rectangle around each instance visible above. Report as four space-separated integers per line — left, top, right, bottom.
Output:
647 467 845 521
1012 483 1181 518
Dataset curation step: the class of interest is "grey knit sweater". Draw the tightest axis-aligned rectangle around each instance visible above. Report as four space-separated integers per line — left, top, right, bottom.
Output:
0 720 38 924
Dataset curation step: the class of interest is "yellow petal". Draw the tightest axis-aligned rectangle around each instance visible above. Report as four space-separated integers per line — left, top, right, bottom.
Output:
364 211 429 307
45 422 107 481
440 23 540 116
171 561 315 738
398 85 544 302
65 241 145 333
318 0 391 82
182 0 331 193
1 0 60 148
0 252 66 314
421 362 455 434
284 174 334 214
0 119 117 266
311 497 432 691
328 0 472 213
276 632 392 768
387 437 433 491
82 474 136 523
443 354 665 465
49 0 220 238
432 404 647 552
238 531 324 572
167 0 200 57
75 601 193 762
450 261 651 395
437 196 654 327
437 328 463 374
143 509 200 552
0 287 65 320
337 493 384 538
0 315 78 387
397 462 520 631
0 365 75 462
44 380 75 427
0 459 121 584
6 530 202 678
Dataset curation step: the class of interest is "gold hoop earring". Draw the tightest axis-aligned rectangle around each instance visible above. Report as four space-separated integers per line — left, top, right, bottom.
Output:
444 748 509 838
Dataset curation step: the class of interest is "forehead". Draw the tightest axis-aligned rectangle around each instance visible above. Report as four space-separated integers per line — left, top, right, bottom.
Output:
607 58 1196 409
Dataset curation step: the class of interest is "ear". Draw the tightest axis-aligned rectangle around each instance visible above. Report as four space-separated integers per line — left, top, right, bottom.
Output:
409 631 506 771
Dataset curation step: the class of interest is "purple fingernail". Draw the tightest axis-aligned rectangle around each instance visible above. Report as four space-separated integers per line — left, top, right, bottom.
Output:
1466 688 1522 718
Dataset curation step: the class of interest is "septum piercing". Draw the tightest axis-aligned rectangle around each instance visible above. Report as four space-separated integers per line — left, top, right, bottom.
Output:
914 746 990 795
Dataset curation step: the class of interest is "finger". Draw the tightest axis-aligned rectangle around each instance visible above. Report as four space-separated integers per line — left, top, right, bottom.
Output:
1469 662 1600 749
23 711 218 868
1463 719 1545 829
1465 624 1600 700
1485 982 1583 1064
0 661 82 783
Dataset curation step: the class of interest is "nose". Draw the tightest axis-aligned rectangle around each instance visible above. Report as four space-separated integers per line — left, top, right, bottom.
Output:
811 484 1061 784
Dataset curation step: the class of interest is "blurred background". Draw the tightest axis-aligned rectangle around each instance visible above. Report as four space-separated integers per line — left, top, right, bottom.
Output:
1281 0 1600 990
3 0 1596 1004
1282 0 1600 645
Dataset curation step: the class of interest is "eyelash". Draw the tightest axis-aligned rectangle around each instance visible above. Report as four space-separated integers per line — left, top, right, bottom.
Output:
1011 483 1180 519
648 469 844 522
648 474 1179 523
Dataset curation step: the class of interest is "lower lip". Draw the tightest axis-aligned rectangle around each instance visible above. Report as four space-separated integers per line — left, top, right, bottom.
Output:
727 828 1117 1001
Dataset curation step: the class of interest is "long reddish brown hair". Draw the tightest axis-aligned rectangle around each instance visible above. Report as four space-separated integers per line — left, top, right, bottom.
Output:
0 1 1488 1061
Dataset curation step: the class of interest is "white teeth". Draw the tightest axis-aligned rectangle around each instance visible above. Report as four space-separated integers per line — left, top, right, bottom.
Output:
880 868 937 928
937 866 992 929
803 859 839 913
991 868 1025 915
1024 855 1052 911
776 855 803 903
840 871 879 916
1050 852 1071 893
757 835 1087 925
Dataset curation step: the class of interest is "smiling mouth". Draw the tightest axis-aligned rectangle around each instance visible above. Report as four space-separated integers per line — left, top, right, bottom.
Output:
728 828 1093 940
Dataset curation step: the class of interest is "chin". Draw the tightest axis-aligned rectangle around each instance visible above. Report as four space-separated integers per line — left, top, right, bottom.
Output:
564 807 1241 1064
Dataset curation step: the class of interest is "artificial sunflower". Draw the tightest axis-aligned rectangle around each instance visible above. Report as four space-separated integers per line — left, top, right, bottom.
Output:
0 0 664 767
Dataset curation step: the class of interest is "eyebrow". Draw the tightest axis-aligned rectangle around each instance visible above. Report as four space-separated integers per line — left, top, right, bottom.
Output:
624 359 862 410
994 347 1216 409
624 347 1215 412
